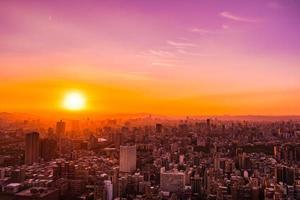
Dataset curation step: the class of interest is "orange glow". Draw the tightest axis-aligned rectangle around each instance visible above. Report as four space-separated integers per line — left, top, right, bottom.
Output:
0 78 299 117
1 1 300 117
62 91 86 111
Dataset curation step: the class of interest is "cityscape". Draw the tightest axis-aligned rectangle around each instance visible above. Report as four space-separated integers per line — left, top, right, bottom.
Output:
0 115 300 200
1 0 300 200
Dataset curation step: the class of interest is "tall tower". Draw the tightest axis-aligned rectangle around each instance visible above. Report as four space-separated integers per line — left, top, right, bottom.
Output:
56 120 66 154
119 145 136 173
56 120 66 138
25 132 39 165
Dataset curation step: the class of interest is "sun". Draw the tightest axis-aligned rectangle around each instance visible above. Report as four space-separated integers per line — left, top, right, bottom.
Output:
63 91 86 111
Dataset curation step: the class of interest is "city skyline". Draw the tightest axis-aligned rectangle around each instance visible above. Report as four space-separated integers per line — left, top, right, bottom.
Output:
1 2 300 199
1 0 300 115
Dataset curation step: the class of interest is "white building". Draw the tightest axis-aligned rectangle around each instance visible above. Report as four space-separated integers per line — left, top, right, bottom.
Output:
104 180 113 200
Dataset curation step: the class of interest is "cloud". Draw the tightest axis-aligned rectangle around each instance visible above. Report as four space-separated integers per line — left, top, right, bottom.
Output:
189 26 231 34
149 50 174 57
220 11 260 23
138 49 177 67
151 62 175 67
189 28 215 34
177 49 213 57
166 40 197 48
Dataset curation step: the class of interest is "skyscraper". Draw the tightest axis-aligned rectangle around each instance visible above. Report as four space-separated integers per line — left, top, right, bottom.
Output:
25 132 39 165
104 180 113 200
119 145 136 173
191 174 202 195
40 138 58 161
56 120 66 154
56 120 66 138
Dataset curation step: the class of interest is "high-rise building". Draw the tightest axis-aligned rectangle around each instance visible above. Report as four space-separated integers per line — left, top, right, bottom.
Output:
119 145 136 173
156 123 163 133
160 168 185 193
56 120 66 154
286 167 295 185
275 165 295 185
191 174 201 195
112 167 119 199
104 180 113 200
113 132 123 149
56 120 66 138
40 138 57 161
25 132 39 165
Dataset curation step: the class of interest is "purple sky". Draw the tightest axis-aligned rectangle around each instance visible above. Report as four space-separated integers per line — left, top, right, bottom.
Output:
0 0 300 115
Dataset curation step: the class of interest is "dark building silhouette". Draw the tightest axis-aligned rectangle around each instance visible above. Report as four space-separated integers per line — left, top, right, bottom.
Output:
25 132 39 165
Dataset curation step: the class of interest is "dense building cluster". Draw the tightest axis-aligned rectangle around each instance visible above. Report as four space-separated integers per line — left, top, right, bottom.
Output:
0 115 300 199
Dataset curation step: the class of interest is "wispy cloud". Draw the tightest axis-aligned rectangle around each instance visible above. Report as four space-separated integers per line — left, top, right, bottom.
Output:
151 62 175 67
189 28 216 34
177 49 213 57
166 40 197 48
189 25 236 35
138 49 177 67
189 26 232 34
149 50 174 57
220 11 260 23
137 49 174 59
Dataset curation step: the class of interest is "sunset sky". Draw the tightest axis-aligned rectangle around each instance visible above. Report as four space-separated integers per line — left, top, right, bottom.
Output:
0 0 300 116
